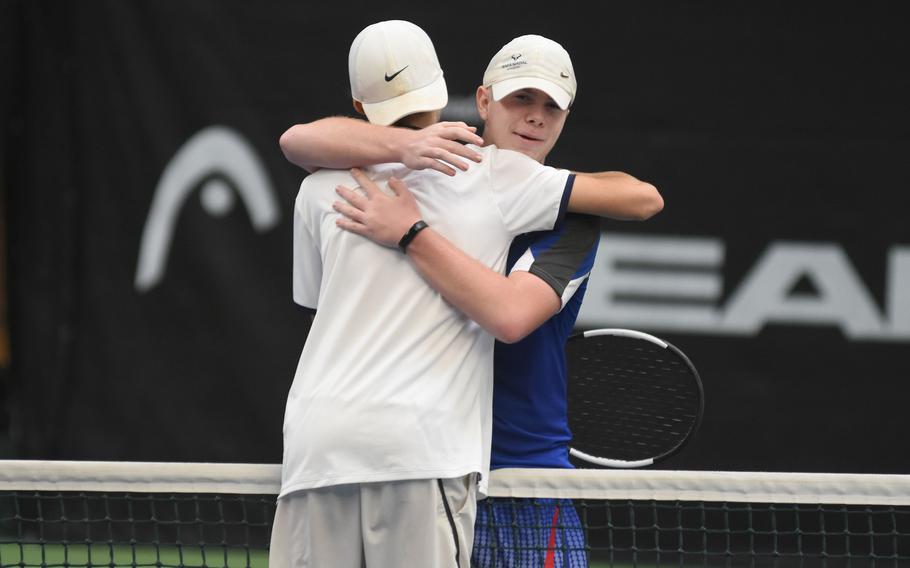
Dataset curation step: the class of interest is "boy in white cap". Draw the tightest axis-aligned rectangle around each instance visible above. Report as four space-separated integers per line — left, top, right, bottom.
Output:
315 33 634 568
275 22 661 568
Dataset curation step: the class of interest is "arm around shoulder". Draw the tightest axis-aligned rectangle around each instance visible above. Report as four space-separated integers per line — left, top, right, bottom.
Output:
279 117 484 176
568 171 664 221
332 169 559 342
403 229 561 343
279 116 403 173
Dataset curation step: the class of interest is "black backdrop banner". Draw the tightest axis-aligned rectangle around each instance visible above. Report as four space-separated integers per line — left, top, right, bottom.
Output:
5 2 909 471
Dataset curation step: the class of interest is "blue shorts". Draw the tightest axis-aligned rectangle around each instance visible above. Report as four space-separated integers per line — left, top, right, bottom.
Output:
472 497 588 567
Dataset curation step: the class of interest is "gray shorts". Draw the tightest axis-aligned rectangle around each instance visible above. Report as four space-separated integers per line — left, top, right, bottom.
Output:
269 474 477 568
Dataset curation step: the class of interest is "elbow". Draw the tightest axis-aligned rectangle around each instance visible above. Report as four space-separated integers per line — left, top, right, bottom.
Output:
491 319 535 345
494 328 528 345
485 294 559 343
634 183 664 220
279 125 318 173
279 125 303 162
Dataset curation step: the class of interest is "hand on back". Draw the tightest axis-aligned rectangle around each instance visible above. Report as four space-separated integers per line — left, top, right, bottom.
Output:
334 168 422 247
399 122 484 176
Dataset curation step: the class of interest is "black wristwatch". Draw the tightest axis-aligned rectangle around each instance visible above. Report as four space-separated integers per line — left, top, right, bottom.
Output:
398 220 429 253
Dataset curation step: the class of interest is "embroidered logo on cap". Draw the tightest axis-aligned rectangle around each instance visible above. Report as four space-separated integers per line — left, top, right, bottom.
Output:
384 66 409 82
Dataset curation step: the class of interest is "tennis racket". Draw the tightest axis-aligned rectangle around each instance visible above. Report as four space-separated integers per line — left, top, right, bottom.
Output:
566 328 703 468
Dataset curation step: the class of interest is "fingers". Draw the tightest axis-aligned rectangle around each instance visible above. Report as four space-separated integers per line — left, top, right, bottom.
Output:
335 217 368 237
423 145 472 174
440 140 483 164
404 122 484 175
454 129 485 149
350 168 381 196
437 122 484 151
332 200 366 224
439 153 469 172
423 146 468 172
422 159 457 177
335 185 367 209
387 177 413 198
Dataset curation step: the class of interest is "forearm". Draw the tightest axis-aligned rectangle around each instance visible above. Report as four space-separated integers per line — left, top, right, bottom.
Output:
405 230 558 343
568 171 664 220
279 117 404 172
330 170 559 342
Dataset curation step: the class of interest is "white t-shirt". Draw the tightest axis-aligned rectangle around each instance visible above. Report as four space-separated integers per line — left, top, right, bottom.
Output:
281 144 574 498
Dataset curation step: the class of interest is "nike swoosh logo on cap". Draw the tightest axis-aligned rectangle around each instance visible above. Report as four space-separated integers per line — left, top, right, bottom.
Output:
384 66 408 82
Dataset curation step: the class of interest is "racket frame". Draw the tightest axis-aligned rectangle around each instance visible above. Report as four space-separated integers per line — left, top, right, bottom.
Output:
566 328 704 468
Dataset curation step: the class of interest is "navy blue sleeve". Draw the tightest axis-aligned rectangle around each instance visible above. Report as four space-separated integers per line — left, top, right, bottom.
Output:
554 173 575 227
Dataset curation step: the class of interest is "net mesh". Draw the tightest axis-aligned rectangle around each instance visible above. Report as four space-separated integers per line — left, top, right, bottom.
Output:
474 497 910 567
2 461 909 568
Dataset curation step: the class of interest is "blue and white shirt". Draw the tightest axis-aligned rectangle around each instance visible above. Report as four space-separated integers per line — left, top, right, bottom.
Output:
490 213 600 470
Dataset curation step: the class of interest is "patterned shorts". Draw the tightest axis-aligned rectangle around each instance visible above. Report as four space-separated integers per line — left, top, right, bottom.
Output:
472 497 588 567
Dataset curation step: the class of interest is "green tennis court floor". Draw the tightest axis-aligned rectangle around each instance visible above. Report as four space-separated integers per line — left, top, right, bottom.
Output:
0 544 268 568
1 544 632 568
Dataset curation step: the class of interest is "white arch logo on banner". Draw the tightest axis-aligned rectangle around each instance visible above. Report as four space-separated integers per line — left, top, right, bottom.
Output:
134 126 280 292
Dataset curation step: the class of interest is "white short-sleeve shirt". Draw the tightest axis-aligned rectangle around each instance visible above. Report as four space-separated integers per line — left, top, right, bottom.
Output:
282 144 574 498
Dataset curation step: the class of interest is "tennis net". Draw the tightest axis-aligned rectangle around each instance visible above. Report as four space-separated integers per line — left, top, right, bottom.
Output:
2 461 909 567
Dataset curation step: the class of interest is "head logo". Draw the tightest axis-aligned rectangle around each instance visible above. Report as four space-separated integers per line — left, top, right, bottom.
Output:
134 125 280 292
511 53 522 61
577 233 910 343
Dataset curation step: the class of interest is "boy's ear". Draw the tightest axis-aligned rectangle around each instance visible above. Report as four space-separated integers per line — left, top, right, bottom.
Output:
475 86 490 121
352 99 365 116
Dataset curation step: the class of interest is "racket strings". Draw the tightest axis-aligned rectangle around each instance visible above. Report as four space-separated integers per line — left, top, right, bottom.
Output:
567 337 701 462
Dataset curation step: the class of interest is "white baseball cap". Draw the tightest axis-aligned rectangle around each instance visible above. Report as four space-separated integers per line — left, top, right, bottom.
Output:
482 35 577 110
348 20 448 126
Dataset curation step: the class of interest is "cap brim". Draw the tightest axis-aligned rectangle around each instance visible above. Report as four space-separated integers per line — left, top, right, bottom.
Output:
490 77 572 110
361 75 448 126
